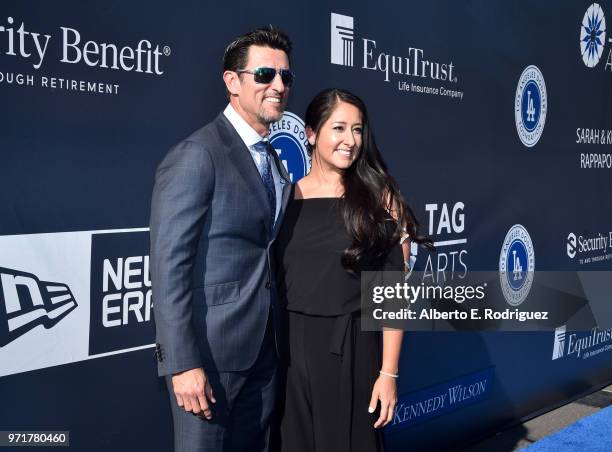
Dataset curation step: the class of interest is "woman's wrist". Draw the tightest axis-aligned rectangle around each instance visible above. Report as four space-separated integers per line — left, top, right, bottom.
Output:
379 370 399 379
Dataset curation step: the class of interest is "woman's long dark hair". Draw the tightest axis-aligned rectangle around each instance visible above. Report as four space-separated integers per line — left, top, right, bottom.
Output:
305 88 432 273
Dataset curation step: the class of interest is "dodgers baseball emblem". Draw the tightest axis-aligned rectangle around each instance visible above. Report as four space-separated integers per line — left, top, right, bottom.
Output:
515 65 547 148
499 224 535 306
269 112 311 182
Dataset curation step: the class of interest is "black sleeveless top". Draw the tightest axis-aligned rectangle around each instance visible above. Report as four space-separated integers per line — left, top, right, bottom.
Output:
275 191 404 316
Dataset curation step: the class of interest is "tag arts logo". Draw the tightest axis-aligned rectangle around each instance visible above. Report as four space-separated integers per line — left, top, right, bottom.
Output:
552 325 612 361
269 112 311 182
0 267 77 347
330 12 464 100
499 224 535 306
417 202 467 283
515 65 547 148
566 231 612 264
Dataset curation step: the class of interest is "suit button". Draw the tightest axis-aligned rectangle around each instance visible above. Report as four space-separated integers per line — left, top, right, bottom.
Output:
265 281 271 289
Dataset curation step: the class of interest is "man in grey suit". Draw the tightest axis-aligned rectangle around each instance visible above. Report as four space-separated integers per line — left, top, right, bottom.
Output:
150 27 293 451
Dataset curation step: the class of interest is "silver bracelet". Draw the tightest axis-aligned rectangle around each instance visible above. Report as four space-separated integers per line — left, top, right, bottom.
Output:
379 370 399 378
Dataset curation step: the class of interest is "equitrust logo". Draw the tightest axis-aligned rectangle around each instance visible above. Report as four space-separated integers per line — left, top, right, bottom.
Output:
331 13 354 66
552 325 612 361
0 267 77 347
330 12 464 100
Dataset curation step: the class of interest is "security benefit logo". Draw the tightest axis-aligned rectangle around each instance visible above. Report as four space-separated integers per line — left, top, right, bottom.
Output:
552 325 612 361
0 16 171 96
330 12 464 100
566 231 612 265
515 65 547 148
270 112 311 182
0 267 77 347
499 225 535 306
89 231 153 355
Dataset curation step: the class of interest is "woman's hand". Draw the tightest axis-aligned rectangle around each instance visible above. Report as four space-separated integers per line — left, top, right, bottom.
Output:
369 373 397 428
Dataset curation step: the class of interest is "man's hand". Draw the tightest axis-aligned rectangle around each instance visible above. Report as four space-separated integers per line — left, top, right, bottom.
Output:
171 367 216 420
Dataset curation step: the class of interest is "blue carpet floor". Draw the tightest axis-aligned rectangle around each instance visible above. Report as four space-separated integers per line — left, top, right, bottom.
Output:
522 405 612 451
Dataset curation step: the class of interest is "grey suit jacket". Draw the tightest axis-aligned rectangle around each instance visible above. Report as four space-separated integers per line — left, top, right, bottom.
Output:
150 113 291 376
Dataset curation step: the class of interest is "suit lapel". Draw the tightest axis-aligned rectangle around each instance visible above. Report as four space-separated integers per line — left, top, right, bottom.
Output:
215 114 273 232
268 146 292 238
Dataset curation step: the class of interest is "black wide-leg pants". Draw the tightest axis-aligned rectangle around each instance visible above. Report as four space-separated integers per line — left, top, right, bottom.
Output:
280 311 384 452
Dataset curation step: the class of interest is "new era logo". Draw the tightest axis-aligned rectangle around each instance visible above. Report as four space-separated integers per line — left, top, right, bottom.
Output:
552 325 567 360
331 13 354 66
0 267 77 347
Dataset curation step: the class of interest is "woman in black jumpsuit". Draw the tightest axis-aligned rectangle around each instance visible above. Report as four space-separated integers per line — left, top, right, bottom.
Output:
275 89 426 452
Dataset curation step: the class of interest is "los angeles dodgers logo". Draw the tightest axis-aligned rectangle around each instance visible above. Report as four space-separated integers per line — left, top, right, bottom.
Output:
515 65 547 148
499 224 535 306
270 112 311 182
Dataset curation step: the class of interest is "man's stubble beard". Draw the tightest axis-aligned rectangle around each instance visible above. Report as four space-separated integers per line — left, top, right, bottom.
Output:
257 101 286 126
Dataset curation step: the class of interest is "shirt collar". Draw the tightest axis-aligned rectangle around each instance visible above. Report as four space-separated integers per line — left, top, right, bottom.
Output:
223 103 269 147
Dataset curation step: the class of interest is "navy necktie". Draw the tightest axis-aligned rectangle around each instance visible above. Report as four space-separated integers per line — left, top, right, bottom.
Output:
252 140 277 229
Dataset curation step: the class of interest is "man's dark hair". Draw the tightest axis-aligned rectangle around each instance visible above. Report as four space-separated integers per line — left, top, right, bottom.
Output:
223 25 292 72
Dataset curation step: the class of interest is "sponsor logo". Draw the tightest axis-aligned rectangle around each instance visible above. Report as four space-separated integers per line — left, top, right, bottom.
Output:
566 231 612 264
552 325 567 360
567 233 577 259
331 13 354 67
0 16 170 96
580 4 607 68
269 112 311 182
515 65 547 148
390 368 493 431
420 202 467 283
89 231 153 355
499 224 535 306
0 228 153 377
0 267 77 347
551 325 612 361
0 16 169 73
329 12 464 100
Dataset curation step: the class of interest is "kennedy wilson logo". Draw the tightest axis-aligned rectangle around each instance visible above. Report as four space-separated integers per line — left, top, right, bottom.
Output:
270 112 311 182
499 224 534 307
0 228 154 378
330 12 464 100
515 65 547 148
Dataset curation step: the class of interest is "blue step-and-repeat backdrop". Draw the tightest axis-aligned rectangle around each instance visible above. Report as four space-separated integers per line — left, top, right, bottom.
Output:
1 1 612 450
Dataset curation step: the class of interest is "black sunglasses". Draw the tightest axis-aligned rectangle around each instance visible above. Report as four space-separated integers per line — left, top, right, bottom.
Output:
237 67 295 87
